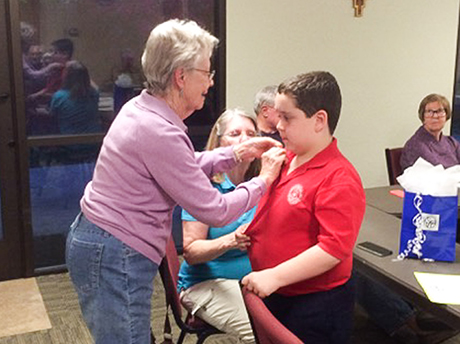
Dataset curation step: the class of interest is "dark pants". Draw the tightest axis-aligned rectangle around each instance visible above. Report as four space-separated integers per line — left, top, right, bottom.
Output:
264 278 355 344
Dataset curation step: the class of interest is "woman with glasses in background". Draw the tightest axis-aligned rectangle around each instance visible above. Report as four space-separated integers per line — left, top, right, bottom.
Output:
178 108 260 344
400 93 460 170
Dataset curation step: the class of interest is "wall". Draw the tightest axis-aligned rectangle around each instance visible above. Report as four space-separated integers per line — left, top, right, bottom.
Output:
227 0 460 187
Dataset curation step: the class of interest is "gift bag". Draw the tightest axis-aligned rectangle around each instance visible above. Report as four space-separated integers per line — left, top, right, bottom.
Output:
399 191 457 262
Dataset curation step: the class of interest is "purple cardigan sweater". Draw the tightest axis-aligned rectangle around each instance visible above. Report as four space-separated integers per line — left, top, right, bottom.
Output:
400 125 460 171
81 90 266 264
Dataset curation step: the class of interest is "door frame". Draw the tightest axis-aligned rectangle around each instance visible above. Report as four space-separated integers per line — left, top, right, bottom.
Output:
0 0 34 280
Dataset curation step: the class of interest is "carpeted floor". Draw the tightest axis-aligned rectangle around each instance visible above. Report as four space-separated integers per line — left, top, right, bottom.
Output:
0 273 458 344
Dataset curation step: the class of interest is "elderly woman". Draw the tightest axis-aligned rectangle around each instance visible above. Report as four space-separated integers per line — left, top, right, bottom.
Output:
178 108 260 344
400 93 460 170
65 20 285 344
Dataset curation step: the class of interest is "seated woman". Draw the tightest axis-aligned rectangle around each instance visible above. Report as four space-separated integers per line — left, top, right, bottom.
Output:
178 108 259 344
400 93 460 170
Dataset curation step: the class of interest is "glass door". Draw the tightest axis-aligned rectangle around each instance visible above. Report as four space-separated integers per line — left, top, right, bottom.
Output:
0 0 225 277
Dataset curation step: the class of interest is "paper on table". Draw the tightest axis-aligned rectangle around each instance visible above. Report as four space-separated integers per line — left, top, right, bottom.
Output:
414 272 460 305
389 189 404 198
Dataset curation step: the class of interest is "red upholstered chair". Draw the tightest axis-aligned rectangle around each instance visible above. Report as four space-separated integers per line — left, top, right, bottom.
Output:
385 147 403 185
241 287 303 344
158 236 223 344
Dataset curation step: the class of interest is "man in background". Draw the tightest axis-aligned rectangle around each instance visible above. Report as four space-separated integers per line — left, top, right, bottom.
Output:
253 85 282 142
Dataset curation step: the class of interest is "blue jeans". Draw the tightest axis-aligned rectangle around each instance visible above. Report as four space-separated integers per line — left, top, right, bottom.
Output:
354 270 415 335
66 213 158 344
264 278 355 344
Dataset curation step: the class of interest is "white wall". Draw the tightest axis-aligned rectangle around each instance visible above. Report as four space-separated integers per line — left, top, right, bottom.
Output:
227 0 460 188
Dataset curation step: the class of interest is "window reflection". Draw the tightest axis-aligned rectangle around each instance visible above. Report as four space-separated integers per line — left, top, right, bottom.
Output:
19 0 223 269
20 0 220 137
29 145 99 268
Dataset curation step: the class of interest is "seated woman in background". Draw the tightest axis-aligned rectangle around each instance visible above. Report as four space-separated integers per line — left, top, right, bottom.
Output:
178 108 260 344
400 93 460 170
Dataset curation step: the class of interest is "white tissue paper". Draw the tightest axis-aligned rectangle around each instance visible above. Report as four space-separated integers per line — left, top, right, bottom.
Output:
115 73 133 88
396 158 460 197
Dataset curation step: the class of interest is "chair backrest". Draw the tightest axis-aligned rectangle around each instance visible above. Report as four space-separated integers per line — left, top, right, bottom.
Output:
241 288 303 344
385 147 403 185
159 236 185 322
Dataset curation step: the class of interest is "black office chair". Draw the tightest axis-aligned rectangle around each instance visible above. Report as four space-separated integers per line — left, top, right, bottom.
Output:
385 148 403 185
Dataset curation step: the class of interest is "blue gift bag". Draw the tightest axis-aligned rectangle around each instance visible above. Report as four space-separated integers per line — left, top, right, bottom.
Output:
399 191 457 262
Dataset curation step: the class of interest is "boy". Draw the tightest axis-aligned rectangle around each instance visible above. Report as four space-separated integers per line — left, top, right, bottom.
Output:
242 71 366 343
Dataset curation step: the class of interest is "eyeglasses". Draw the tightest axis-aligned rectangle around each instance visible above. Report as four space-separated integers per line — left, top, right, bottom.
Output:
224 130 258 138
424 108 446 118
192 68 215 81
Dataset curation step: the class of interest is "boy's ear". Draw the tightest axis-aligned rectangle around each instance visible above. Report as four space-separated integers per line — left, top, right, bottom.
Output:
314 110 328 133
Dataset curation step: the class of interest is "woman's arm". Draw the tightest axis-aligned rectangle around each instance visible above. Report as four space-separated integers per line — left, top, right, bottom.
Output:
182 221 250 265
195 137 283 178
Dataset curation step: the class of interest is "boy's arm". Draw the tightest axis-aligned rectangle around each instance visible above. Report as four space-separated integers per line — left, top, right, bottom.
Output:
241 245 339 298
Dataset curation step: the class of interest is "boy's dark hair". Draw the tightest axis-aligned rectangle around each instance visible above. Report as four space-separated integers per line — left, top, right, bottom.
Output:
52 38 74 59
278 71 342 135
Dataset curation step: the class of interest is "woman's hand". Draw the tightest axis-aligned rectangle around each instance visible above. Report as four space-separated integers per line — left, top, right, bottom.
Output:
258 147 286 187
233 137 283 162
232 223 251 251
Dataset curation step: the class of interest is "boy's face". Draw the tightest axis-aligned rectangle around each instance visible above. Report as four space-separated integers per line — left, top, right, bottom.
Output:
275 93 317 157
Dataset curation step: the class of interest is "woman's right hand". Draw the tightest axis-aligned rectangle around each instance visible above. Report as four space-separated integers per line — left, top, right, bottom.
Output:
258 147 286 187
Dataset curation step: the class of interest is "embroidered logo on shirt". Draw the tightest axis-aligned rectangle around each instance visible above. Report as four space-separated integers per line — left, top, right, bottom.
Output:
287 184 303 205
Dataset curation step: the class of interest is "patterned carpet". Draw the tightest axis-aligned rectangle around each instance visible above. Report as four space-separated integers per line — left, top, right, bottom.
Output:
0 273 458 344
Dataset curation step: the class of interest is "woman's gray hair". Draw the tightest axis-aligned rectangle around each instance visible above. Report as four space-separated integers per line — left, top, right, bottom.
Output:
141 19 218 96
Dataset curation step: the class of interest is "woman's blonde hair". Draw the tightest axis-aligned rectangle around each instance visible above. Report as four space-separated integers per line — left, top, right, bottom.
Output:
141 19 218 96
206 108 260 183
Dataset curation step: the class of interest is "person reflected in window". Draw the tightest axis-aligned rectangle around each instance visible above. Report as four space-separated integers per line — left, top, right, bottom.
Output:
50 61 101 135
178 108 260 344
45 38 75 94
400 93 460 170
20 22 62 90
20 22 63 135
253 85 282 143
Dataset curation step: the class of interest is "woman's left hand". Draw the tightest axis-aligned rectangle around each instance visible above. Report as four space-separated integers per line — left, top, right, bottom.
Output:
233 137 283 162
232 223 251 251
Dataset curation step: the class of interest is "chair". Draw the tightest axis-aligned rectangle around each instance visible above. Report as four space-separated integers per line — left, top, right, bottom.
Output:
158 236 223 344
385 147 403 185
241 287 303 344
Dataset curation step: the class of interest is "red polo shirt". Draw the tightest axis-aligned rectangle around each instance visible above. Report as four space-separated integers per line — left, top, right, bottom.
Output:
246 139 365 296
